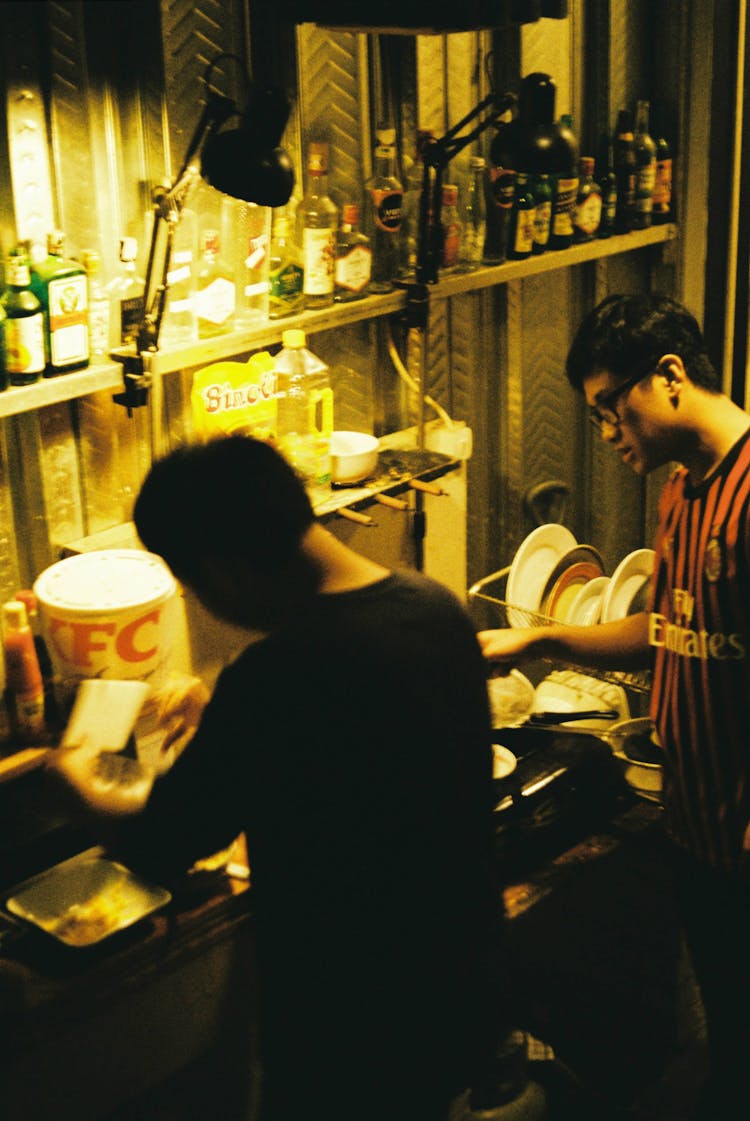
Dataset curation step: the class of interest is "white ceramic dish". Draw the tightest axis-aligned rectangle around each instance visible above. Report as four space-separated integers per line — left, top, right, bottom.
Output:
533 669 629 731
487 669 535 728
329 431 379 484
600 548 655 623
506 523 578 627
606 716 663 800
564 574 610 626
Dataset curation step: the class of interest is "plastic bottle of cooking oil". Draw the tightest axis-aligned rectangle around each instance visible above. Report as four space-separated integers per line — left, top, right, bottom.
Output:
273 329 333 487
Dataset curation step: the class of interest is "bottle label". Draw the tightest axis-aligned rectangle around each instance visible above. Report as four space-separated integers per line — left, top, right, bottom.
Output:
195 278 236 327
636 163 657 197
335 244 372 293
270 261 304 304
370 189 403 232
653 159 673 213
442 220 462 268
302 228 336 295
512 208 534 256
48 274 89 366
489 166 516 209
533 201 552 247
575 192 603 236
5 314 45 375
552 177 578 237
121 294 146 345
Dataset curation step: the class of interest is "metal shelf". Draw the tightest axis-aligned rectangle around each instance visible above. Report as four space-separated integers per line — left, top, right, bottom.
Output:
0 224 678 418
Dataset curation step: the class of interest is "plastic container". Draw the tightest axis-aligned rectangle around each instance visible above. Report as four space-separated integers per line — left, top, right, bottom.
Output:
274 329 334 486
33 549 177 706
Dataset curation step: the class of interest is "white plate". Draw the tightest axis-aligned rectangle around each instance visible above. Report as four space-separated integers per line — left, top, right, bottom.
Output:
492 744 518 779
506 523 578 627
600 548 655 623
564 575 611 626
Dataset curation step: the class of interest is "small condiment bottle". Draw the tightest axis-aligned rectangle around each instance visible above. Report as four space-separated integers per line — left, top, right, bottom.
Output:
573 156 602 242
2 599 45 742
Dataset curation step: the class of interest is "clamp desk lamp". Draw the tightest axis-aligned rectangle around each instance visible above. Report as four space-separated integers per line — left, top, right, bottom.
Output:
113 54 295 437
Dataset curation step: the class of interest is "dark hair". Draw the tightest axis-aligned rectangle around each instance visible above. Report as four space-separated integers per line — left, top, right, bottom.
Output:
133 436 315 585
565 293 719 393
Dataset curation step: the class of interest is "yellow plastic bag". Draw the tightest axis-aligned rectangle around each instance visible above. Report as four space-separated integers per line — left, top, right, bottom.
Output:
191 351 277 441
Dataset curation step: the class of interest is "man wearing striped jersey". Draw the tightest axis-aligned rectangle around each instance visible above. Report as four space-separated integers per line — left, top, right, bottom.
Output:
479 294 750 1120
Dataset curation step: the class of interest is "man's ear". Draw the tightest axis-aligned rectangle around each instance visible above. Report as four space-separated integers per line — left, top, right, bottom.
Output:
656 353 687 386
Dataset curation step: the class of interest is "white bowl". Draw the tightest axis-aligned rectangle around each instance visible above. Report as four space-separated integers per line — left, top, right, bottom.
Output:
329 431 379 484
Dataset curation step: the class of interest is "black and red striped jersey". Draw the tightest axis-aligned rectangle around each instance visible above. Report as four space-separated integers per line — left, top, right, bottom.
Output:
649 427 750 871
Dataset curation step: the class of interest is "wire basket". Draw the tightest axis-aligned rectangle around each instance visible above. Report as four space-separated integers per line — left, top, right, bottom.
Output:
467 565 652 695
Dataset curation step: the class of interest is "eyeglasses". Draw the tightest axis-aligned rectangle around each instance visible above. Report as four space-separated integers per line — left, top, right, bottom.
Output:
588 359 660 432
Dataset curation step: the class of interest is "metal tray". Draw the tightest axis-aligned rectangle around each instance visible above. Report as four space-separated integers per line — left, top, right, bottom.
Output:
4 849 171 947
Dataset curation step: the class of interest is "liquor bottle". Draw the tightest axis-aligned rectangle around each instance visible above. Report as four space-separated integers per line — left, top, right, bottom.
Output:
0 303 7 392
1 250 45 385
268 208 305 319
30 231 89 376
458 155 487 272
507 171 535 259
613 109 637 233
548 113 579 250
230 199 271 326
296 141 338 309
573 157 602 242
195 228 236 338
334 203 372 302
400 129 435 278
104 237 145 349
274 328 334 486
633 100 657 229
530 172 552 255
160 206 198 347
651 104 673 224
440 184 462 272
81 250 110 360
364 127 403 292
486 124 518 264
596 136 618 238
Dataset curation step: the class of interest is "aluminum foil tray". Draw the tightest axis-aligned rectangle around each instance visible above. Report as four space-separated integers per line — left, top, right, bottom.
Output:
4 850 171 947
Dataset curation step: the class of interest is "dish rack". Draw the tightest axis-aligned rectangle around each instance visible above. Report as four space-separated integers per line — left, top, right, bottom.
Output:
467 565 652 695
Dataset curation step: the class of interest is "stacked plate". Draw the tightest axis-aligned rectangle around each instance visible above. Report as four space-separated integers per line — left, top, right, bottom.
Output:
506 523 655 626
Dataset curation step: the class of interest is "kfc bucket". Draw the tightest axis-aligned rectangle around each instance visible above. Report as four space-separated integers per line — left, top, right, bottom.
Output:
33 550 177 701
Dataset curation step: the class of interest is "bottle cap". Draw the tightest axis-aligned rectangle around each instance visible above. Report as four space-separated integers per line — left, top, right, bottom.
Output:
282 329 306 349
3 600 29 632
442 184 459 206
342 203 360 225
579 156 595 176
119 236 138 262
81 250 101 274
47 230 65 255
376 127 396 147
307 142 329 175
469 155 486 170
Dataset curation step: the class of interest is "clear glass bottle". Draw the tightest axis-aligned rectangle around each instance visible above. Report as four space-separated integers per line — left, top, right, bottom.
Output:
296 141 338 309
81 250 110 360
160 206 198 348
364 126 403 292
400 129 435 279
440 184 462 272
334 203 372 302
1 250 45 385
458 155 487 272
274 328 334 487
30 230 89 376
613 109 637 233
268 208 305 319
633 99 657 229
573 156 602 242
104 237 145 349
229 199 271 326
195 228 236 338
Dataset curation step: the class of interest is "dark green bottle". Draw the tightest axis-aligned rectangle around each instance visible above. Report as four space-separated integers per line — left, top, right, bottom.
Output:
1 250 45 385
597 136 618 238
549 113 579 250
508 172 535 260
